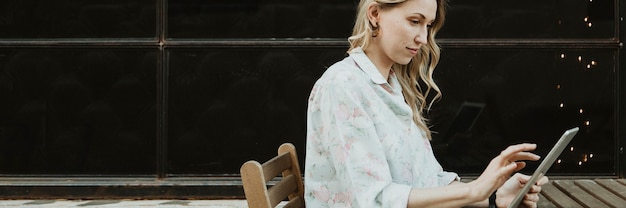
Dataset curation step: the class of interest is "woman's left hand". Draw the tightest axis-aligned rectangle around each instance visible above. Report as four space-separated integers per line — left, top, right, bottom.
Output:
496 173 549 208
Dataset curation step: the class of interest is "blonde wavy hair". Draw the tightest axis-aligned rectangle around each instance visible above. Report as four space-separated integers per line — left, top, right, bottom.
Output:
348 0 448 140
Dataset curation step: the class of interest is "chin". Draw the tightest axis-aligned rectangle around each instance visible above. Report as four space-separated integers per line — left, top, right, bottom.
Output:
396 58 413 65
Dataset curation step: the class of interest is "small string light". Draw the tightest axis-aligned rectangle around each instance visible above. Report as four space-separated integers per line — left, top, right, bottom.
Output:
584 16 589 22
560 53 566 59
591 60 597 66
557 159 562 164
570 146 574 152
578 161 583 166
587 22 593 28
578 56 583 62
579 109 584 114
559 103 564 108
556 84 561 90
585 120 591 126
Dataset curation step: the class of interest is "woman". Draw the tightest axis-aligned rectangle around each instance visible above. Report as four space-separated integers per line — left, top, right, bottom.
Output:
304 0 548 207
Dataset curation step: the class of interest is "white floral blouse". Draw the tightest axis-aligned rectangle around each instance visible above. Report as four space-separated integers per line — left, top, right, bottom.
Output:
304 47 459 208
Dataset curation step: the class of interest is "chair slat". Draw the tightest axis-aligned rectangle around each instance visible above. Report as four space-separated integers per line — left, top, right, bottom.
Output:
282 196 304 208
267 174 298 207
262 152 292 182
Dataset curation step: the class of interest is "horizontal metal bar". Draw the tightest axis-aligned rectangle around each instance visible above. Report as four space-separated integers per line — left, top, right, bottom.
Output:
438 39 622 49
163 39 623 49
0 38 621 49
0 177 243 187
0 39 160 48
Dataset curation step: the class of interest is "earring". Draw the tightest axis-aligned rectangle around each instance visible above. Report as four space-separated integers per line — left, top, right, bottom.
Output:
372 25 379 37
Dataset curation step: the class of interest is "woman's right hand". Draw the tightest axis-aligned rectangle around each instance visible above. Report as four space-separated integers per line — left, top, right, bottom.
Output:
469 143 541 200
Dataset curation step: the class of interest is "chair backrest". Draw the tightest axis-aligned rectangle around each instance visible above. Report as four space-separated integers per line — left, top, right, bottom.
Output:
240 143 305 208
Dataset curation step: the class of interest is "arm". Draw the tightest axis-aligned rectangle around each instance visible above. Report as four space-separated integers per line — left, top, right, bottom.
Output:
407 181 485 208
406 144 542 208
416 174 549 208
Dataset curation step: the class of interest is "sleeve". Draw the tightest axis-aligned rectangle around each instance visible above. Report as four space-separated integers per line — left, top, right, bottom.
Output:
312 78 412 208
438 170 461 186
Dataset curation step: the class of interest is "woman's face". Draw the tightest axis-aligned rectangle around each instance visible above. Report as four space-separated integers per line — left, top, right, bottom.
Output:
374 0 437 65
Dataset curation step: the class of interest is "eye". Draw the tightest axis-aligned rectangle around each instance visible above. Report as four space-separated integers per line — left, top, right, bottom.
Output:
410 20 420 25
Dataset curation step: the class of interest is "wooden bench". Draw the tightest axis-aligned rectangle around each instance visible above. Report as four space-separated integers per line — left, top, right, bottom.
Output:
538 179 626 208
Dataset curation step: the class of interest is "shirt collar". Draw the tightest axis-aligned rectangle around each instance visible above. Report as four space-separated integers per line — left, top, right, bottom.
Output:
349 47 388 84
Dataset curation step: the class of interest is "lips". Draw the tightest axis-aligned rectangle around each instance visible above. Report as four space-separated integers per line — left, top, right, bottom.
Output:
407 47 419 55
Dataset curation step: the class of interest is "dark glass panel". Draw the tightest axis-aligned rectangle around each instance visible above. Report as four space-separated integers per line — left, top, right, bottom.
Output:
0 49 158 174
439 0 615 38
167 0 357 39
431 48 615 175
168 47 615 176
168 0 615 39
166 47 346 174
0 0 156 39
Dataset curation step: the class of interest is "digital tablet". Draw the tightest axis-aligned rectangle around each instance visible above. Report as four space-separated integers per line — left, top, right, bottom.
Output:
507 127 579 208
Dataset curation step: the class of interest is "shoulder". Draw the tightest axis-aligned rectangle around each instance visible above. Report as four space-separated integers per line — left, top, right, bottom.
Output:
316 56 367 89
308 56 370 107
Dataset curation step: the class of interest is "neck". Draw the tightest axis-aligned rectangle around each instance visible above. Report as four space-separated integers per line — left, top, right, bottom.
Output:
363 45 393 80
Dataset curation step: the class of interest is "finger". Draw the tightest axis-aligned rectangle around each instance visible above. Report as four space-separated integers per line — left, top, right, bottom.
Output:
517 174 548 188
524 193 540 202
522 200 538 208
499 145 540 164
513 161 527 172
535 176 549 186
508 152 541 162
522 194 540 208
500 143 537 158
512 173 532 185
501 161 520 175
527 185 542 193
514 173 532 181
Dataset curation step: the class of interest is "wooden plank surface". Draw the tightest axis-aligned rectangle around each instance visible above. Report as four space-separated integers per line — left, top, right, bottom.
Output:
553 180 609 208
595 179 626 200
542 182 584 208
537 192 558 208
575 180 626 207
460 178 626 207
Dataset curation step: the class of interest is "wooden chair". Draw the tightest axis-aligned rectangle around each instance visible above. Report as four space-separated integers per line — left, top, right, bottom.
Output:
240 143 305 208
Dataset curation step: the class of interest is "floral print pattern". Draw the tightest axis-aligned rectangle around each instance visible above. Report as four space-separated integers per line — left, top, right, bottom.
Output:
305 47 459 208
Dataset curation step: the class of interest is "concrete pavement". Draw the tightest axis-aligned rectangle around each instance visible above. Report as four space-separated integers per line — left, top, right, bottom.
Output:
0 199 254 207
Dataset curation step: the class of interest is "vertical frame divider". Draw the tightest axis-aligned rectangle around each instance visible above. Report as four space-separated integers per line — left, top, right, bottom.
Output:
157 0 168 180
618 0 625 178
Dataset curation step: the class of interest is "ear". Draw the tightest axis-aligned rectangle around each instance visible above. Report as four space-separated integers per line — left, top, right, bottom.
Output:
366 2 381 27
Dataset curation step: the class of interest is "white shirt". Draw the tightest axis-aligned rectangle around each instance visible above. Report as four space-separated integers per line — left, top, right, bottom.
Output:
304 47 459 208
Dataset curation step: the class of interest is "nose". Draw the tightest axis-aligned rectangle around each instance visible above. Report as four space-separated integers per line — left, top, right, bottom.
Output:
414 26 428 45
